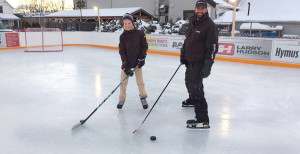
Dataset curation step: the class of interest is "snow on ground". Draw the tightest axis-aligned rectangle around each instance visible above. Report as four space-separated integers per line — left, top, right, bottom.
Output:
216 0 300 23
240 23 283 30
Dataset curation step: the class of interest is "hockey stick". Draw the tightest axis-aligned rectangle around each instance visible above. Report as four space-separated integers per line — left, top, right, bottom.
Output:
71 69 134 131
133 64 182 133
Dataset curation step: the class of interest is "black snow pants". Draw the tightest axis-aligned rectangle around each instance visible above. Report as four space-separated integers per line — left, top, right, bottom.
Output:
185 61 209 123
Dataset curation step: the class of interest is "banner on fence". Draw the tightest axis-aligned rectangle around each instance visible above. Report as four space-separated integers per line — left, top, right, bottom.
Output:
5 33 20 47
272 40 300 64
0 32 20 48
218 38 272 61
146 35 185 53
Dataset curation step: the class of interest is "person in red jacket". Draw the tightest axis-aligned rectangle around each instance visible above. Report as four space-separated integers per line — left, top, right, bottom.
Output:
181 0 218 128
117 13 148 109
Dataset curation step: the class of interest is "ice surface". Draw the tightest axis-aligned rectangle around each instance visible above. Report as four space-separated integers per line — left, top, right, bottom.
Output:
1 46 300 154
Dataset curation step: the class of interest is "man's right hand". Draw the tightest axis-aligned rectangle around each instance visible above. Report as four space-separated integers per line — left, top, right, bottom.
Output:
180 51 188 65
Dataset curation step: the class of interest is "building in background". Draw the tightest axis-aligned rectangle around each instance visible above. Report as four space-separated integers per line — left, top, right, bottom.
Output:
14 12 51 29
44 7 156 31
76 0 232 22
0 0 20 28
11 0 74 29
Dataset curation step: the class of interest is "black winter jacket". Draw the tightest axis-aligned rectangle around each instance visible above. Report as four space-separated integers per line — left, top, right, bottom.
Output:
119 29 148 68
181 13 218 62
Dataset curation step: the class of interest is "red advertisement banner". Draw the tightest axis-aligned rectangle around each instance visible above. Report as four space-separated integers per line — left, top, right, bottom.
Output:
5 33 20 47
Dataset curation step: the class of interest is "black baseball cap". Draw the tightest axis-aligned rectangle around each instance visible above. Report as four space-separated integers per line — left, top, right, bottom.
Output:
195 0 207 8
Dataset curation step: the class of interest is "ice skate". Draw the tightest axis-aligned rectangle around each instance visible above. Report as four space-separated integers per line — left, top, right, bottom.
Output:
186 118 210 129
182 98 194 107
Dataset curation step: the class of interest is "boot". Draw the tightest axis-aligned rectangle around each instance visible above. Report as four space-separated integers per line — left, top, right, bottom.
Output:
140 97 148 109
117 100 125 109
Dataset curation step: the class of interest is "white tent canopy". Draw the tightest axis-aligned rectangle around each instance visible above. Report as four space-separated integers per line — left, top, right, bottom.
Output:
214 0 235 9
240 23 283 30
0 13 20 20
215 0 300 23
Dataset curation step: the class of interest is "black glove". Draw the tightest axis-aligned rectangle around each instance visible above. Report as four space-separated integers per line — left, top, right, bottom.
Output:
137 57 145 68
180 50 188 66
201 59 214 78
121 62 134 76
123 68 134 77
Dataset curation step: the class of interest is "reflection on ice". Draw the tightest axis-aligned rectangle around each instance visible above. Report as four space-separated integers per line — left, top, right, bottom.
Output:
95 74 102 99
220 106 231 138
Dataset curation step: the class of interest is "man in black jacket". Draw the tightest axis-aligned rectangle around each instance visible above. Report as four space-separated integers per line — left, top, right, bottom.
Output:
181 0 218 128
118 13 148 109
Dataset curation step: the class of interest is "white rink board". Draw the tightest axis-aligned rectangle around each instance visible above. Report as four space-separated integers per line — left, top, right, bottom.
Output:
0 32 7 47
15 31 300 64
24 31 43 51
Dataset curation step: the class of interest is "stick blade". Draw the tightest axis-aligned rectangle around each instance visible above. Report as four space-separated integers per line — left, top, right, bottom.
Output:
71 122 82 131
132 129 139 134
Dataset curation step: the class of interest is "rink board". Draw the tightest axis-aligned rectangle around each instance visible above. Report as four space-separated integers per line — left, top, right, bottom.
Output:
1 32 300 67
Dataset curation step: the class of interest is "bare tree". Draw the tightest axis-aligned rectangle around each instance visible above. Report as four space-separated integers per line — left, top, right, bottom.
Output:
46 0 63 12
15 0 64 13
61 0 65 10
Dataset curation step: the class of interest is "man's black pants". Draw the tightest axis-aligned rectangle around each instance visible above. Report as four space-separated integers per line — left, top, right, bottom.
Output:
185 61 209 123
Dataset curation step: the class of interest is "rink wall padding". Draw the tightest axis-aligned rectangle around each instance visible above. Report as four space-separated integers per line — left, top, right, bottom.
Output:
1 32 300 68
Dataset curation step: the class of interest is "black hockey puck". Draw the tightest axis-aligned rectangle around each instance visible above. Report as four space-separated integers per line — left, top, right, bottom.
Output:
150 136 156 141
